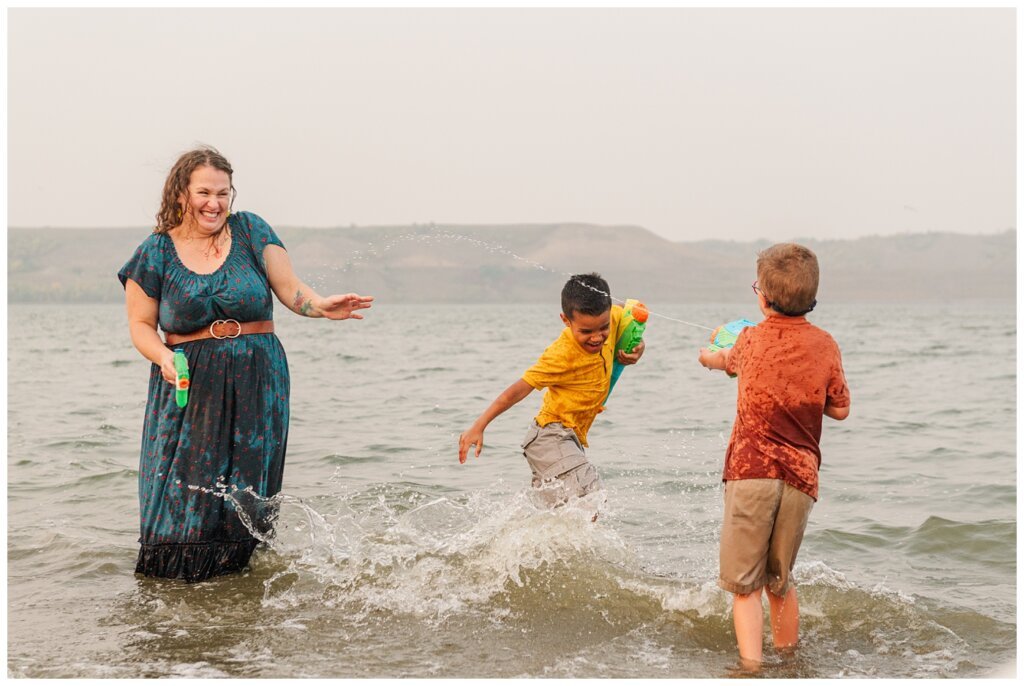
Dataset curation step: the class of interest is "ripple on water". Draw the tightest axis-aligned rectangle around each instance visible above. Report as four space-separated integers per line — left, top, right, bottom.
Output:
319 453 378 466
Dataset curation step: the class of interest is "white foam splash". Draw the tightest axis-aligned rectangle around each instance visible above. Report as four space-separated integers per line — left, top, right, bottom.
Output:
207 484 655 620
633 578 728 618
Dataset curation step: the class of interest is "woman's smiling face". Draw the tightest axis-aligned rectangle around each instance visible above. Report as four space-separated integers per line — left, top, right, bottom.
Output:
178 164 232 233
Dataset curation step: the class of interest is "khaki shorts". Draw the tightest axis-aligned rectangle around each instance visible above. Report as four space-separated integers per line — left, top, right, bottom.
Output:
719 478 814 596
521 421 603 508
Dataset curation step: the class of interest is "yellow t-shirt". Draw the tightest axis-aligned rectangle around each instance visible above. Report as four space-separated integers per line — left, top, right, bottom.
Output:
521 305 623 447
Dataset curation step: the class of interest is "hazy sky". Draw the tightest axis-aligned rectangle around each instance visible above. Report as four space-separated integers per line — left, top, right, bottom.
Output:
7 8 1016 241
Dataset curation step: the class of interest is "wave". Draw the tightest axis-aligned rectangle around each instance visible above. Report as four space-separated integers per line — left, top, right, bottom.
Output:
817 516 1015 570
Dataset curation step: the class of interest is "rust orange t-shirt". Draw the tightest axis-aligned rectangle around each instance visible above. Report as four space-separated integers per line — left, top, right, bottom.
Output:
723 315 850 500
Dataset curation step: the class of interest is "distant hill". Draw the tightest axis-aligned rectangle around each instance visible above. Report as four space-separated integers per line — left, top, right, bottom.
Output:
6 224 1015 304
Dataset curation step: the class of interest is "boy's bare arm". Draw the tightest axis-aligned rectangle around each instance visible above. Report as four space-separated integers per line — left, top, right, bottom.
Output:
824 401 850 421
458 379 535 463
698 346 730 372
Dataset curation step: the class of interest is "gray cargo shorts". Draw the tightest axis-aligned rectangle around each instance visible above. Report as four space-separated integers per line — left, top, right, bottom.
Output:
521 420 603 508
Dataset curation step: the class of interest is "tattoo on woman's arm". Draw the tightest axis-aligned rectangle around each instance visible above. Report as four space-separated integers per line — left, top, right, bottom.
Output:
293 290 316 316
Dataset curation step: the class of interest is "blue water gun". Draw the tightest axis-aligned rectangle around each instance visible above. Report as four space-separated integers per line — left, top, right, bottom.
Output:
605 299 648 403
705 319 757 353
705 319 756 378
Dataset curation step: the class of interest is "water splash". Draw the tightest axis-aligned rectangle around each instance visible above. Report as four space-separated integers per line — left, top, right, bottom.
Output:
189 481 687 622
312 224 716 332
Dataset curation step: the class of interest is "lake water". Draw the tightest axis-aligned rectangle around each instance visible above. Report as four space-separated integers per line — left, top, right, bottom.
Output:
6 299 1016 677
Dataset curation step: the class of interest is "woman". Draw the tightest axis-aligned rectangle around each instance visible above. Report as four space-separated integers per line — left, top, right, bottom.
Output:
118 146 372 582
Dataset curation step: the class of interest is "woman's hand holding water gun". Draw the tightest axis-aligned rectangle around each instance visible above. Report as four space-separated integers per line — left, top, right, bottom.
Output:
158 348 178 384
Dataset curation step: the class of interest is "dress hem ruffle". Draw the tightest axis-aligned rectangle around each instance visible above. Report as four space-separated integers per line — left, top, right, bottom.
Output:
135 539 259 583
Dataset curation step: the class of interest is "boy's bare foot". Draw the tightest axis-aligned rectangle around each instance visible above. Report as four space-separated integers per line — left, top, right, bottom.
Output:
724 657 762 677
738 656 762 673
774 644 799 661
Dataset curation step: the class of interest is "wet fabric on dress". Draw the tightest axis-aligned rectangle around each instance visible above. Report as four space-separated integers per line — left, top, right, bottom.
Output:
117 211 290 582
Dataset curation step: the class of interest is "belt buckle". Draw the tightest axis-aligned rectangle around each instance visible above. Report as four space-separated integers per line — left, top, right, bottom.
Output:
210 319 242 339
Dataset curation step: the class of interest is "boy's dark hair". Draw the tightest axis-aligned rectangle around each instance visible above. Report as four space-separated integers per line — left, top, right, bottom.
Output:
756 243 819 316
562 273 612 319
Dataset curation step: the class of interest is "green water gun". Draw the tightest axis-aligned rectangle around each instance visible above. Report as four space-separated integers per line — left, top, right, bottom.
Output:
605 299 649 403
173 349 190 408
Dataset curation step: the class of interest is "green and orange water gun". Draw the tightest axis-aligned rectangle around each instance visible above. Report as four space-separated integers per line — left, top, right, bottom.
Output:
173 349 190 408
605 299 648 403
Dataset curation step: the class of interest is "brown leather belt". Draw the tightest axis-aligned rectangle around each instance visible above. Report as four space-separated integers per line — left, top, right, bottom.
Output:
164 319 274 346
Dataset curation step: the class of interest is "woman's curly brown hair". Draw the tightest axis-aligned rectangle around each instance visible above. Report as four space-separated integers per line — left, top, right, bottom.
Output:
154 146 235 234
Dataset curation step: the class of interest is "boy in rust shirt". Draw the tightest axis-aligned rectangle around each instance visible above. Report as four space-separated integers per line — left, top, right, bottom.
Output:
698 243 850 669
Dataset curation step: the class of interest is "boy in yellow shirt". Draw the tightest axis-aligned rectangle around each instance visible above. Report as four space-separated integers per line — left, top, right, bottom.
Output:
458 273 644 507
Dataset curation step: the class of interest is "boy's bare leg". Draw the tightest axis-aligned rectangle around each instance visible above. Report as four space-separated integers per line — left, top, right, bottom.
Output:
732 589 764 666
767 586 800 650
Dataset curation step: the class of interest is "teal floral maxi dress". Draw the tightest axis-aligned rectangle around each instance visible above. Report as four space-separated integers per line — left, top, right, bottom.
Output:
118 211 290 582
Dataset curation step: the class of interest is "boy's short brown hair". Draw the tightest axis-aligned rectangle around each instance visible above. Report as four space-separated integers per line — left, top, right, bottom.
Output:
756 243 819 316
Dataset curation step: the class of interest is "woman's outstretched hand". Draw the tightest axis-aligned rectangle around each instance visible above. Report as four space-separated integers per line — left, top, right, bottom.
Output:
317 293 374 320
